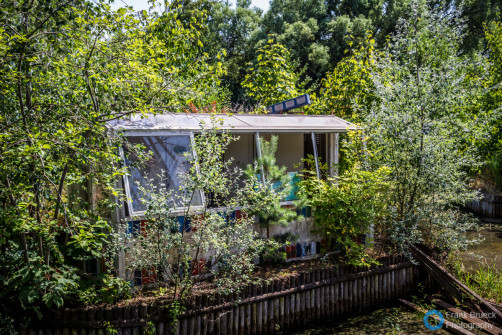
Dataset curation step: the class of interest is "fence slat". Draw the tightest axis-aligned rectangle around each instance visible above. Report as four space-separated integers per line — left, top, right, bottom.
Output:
256 286 262 335
27 258 422 335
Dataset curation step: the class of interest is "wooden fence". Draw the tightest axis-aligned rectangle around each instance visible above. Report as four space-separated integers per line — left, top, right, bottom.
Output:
466 193 502 218
25 255 430 335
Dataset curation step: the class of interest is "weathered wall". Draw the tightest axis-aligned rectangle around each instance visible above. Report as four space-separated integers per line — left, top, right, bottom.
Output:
25 255 431 335
224 134 255 172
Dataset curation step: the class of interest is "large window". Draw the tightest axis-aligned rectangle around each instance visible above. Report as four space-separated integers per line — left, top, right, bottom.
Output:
123 135 203 214
122 132 330 215
257 133 324 201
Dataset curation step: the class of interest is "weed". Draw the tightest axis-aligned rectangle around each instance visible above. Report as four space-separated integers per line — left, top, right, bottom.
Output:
103 321 118 335
448 255 502 304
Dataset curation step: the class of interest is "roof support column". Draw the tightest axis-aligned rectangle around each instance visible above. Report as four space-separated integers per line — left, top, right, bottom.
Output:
190 132 206 207
255 132 266 183
311 132 321 179
329 133 339 177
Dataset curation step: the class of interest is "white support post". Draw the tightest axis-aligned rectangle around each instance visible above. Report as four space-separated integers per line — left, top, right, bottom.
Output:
190 132 206 207
311 132 321 179
328 133 340 177
255 132 266 183
113 176 126 279
329 133 340 177
334 132 339 175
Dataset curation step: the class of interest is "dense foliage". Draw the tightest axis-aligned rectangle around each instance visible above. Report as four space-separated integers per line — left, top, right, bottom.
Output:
481 18 502 190
120 118 271 319
365 4 485 253
1 0 502 332
204 0 501 103
0 0 225 330
299 133 391 266
241 38 301 106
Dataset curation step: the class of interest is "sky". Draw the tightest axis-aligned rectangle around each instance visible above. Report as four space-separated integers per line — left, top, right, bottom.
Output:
110 0 270 13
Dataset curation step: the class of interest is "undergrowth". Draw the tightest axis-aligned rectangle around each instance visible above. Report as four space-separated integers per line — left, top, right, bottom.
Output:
448 255 502 304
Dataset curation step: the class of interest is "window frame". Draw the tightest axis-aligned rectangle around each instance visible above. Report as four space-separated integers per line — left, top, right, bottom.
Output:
120 131 206 217
120 130 326 217
255 131 321 204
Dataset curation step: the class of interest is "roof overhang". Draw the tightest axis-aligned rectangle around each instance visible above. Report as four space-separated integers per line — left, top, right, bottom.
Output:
108 113 358 134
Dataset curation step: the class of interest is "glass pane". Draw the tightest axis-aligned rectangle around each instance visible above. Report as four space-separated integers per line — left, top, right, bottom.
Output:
125 135 202 213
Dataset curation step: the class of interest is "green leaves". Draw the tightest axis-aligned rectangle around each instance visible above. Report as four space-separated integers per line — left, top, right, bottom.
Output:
299 149 390 266
121 117 269 303
0 0 228 323
315 33 378 119
365 4 483 254
10 264 79 309
479 19 502 189
244 136 301 238
242 37 302 107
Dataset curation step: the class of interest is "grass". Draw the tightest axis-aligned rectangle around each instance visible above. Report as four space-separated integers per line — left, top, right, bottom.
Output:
448 255 502 304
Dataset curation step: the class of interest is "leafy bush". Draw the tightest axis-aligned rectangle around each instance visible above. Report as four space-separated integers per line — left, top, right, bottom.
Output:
78 273 131 305
299 150 390 267
0 0 227 329
365 4 483 255
260 248 287 266
8 264 79 309
241 36 302 106
119 117 273 317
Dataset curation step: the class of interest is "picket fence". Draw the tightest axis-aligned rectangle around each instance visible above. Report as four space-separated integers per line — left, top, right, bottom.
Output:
25 255 430 335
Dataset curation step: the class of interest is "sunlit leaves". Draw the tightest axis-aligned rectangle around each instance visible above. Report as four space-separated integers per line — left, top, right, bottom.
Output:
365 3 484 253
0 0 228 319
314 33 378 119
242 36 301 107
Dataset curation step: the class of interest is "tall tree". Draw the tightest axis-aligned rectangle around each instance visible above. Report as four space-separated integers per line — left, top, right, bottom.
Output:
314 34 378 119
457 0 502 52
366 1 486 253
0 0 225 329
241 37 301 106
479 18 502 190
205 0 263 102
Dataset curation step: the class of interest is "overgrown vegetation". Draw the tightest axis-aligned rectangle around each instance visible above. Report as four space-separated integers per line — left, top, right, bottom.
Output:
364 4 484 255
448 256 502 304
1 0 502 332
245 135 303 239
119 118 272 320
0 0 226 330
299 133 390 266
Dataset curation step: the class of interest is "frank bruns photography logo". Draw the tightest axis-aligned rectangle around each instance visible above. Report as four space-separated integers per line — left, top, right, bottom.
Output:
423 309 496 331
423 310 445 330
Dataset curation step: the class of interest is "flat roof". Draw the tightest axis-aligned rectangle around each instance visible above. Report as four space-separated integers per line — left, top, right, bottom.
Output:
108 113 358 134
